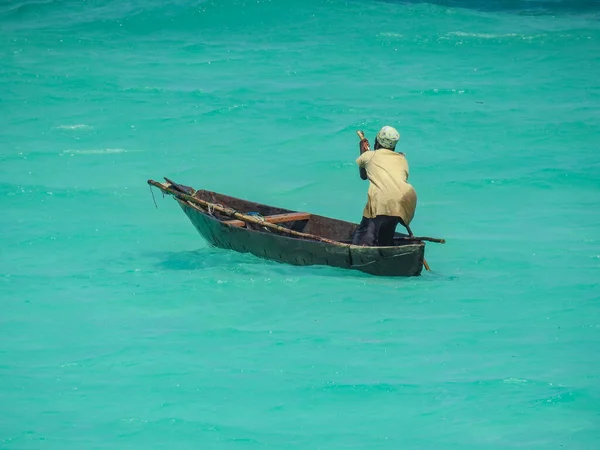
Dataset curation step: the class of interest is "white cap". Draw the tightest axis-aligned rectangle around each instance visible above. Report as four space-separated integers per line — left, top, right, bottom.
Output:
376 126 400 149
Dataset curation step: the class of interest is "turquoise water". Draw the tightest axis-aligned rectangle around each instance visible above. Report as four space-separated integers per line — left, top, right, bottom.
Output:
2 0 600 447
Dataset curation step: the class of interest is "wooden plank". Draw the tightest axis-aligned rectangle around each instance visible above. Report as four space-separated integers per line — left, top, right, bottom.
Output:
225 212 311 228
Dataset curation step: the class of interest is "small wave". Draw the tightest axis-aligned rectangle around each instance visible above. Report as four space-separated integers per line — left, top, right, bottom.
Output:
56 124 91 130
122 86 162 93
420 88 470 95
203 104 247 117
62 148 128 155
446 31 545 41
378 32 403 39
503 377 528 384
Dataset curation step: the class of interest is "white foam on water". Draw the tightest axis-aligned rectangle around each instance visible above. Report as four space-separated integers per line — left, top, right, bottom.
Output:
446 31 546 40
503 378 529 384
378 32 404 39
56 124 92 130
61 148 128 155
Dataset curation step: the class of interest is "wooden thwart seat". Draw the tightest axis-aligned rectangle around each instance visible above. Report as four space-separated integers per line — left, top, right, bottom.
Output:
225 212 311 227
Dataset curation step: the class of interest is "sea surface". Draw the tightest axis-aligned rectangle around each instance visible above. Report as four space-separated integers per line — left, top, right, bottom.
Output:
2 0 600 448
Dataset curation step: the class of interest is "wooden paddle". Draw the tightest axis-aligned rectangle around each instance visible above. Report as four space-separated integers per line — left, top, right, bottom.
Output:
355 130 432 271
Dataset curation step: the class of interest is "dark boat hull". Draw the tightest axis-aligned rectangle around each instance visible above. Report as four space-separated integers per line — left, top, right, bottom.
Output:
176 199 425 277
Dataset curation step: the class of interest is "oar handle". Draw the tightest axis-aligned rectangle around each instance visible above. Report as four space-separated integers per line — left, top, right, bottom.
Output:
412 236 446 244
356 130 371 153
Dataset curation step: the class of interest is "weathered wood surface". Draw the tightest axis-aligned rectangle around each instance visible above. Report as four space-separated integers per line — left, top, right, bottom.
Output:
177 200 424 276
225 212 311 228
149 180 354 247
148 179 429 277
151 180 445 245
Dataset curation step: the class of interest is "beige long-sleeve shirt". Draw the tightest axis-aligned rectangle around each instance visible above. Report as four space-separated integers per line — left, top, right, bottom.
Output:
356 149 418 225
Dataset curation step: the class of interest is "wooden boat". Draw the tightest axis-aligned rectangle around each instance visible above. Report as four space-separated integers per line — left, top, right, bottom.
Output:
148 178 444 277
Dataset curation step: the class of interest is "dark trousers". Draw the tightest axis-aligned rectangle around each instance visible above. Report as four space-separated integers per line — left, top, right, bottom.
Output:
351 215 401 247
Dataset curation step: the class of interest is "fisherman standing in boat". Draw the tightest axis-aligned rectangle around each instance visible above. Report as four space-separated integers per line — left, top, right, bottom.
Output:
352 126 417 247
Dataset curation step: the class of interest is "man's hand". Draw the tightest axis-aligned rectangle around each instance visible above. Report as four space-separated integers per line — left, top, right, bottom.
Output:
359 138 370 154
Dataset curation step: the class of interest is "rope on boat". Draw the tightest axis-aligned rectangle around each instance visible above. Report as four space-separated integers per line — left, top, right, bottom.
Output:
246 212 264 221
207 203 228 218
149 185 159 209
246 212 270 231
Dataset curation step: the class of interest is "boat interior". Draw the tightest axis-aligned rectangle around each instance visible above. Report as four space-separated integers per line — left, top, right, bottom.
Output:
187 188 418 247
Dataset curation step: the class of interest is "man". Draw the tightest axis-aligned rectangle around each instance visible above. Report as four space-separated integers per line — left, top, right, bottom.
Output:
352 126 418 247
